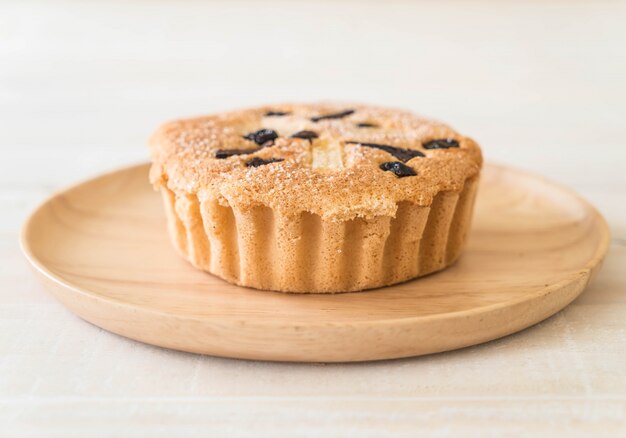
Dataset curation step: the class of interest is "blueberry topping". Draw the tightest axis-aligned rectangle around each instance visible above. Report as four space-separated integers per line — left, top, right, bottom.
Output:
245 157 284 167
380 161 417 178
311 109 355 122
423 138 459 149
264 111 291 117
243 129 279 146
215 149 259 159
346 141 425 162
356 122 378 128
290 130 319 142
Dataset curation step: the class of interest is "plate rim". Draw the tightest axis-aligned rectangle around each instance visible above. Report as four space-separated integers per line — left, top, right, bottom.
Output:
19 162 611 330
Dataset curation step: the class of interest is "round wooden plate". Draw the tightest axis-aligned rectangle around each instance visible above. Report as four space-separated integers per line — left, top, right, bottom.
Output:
21 163 609 362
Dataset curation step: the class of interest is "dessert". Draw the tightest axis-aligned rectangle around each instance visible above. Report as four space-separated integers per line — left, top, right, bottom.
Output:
149 103 482 293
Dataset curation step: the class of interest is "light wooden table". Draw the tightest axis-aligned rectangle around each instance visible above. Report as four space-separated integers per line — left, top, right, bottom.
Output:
2 1 625 436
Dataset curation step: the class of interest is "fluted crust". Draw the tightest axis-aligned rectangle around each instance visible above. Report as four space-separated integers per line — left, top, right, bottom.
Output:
160 176 479 293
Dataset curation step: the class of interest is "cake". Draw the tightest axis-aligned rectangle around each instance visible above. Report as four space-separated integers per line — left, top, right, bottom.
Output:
148 103 482 293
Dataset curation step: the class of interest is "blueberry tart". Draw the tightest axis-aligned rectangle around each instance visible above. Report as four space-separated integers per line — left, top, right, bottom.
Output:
148 103 482 293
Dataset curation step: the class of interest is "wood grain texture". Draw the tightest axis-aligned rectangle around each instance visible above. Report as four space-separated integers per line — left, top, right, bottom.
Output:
20 163 609 362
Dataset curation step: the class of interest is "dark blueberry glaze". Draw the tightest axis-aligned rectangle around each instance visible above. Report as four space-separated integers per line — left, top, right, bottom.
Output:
215 149 259 159
264 111 291 117
423 138 459 149
346 141 425 162
310 109 355 122
379 161 417 178
243 129 279 146
290 130 319 141
245 157 284 167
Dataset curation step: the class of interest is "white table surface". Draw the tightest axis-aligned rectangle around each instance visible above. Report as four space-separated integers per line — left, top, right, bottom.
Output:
1 1 625 436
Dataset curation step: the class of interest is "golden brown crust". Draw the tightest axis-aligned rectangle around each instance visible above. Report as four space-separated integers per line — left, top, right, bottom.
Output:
149 103 482 221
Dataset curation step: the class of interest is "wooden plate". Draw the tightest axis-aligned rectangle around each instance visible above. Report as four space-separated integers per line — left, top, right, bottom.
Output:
21 163 609 362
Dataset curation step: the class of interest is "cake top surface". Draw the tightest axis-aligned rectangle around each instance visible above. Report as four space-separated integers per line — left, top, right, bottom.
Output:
149 103 482 220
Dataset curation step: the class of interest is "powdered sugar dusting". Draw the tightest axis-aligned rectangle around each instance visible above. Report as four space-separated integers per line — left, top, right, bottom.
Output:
148 103 482 220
